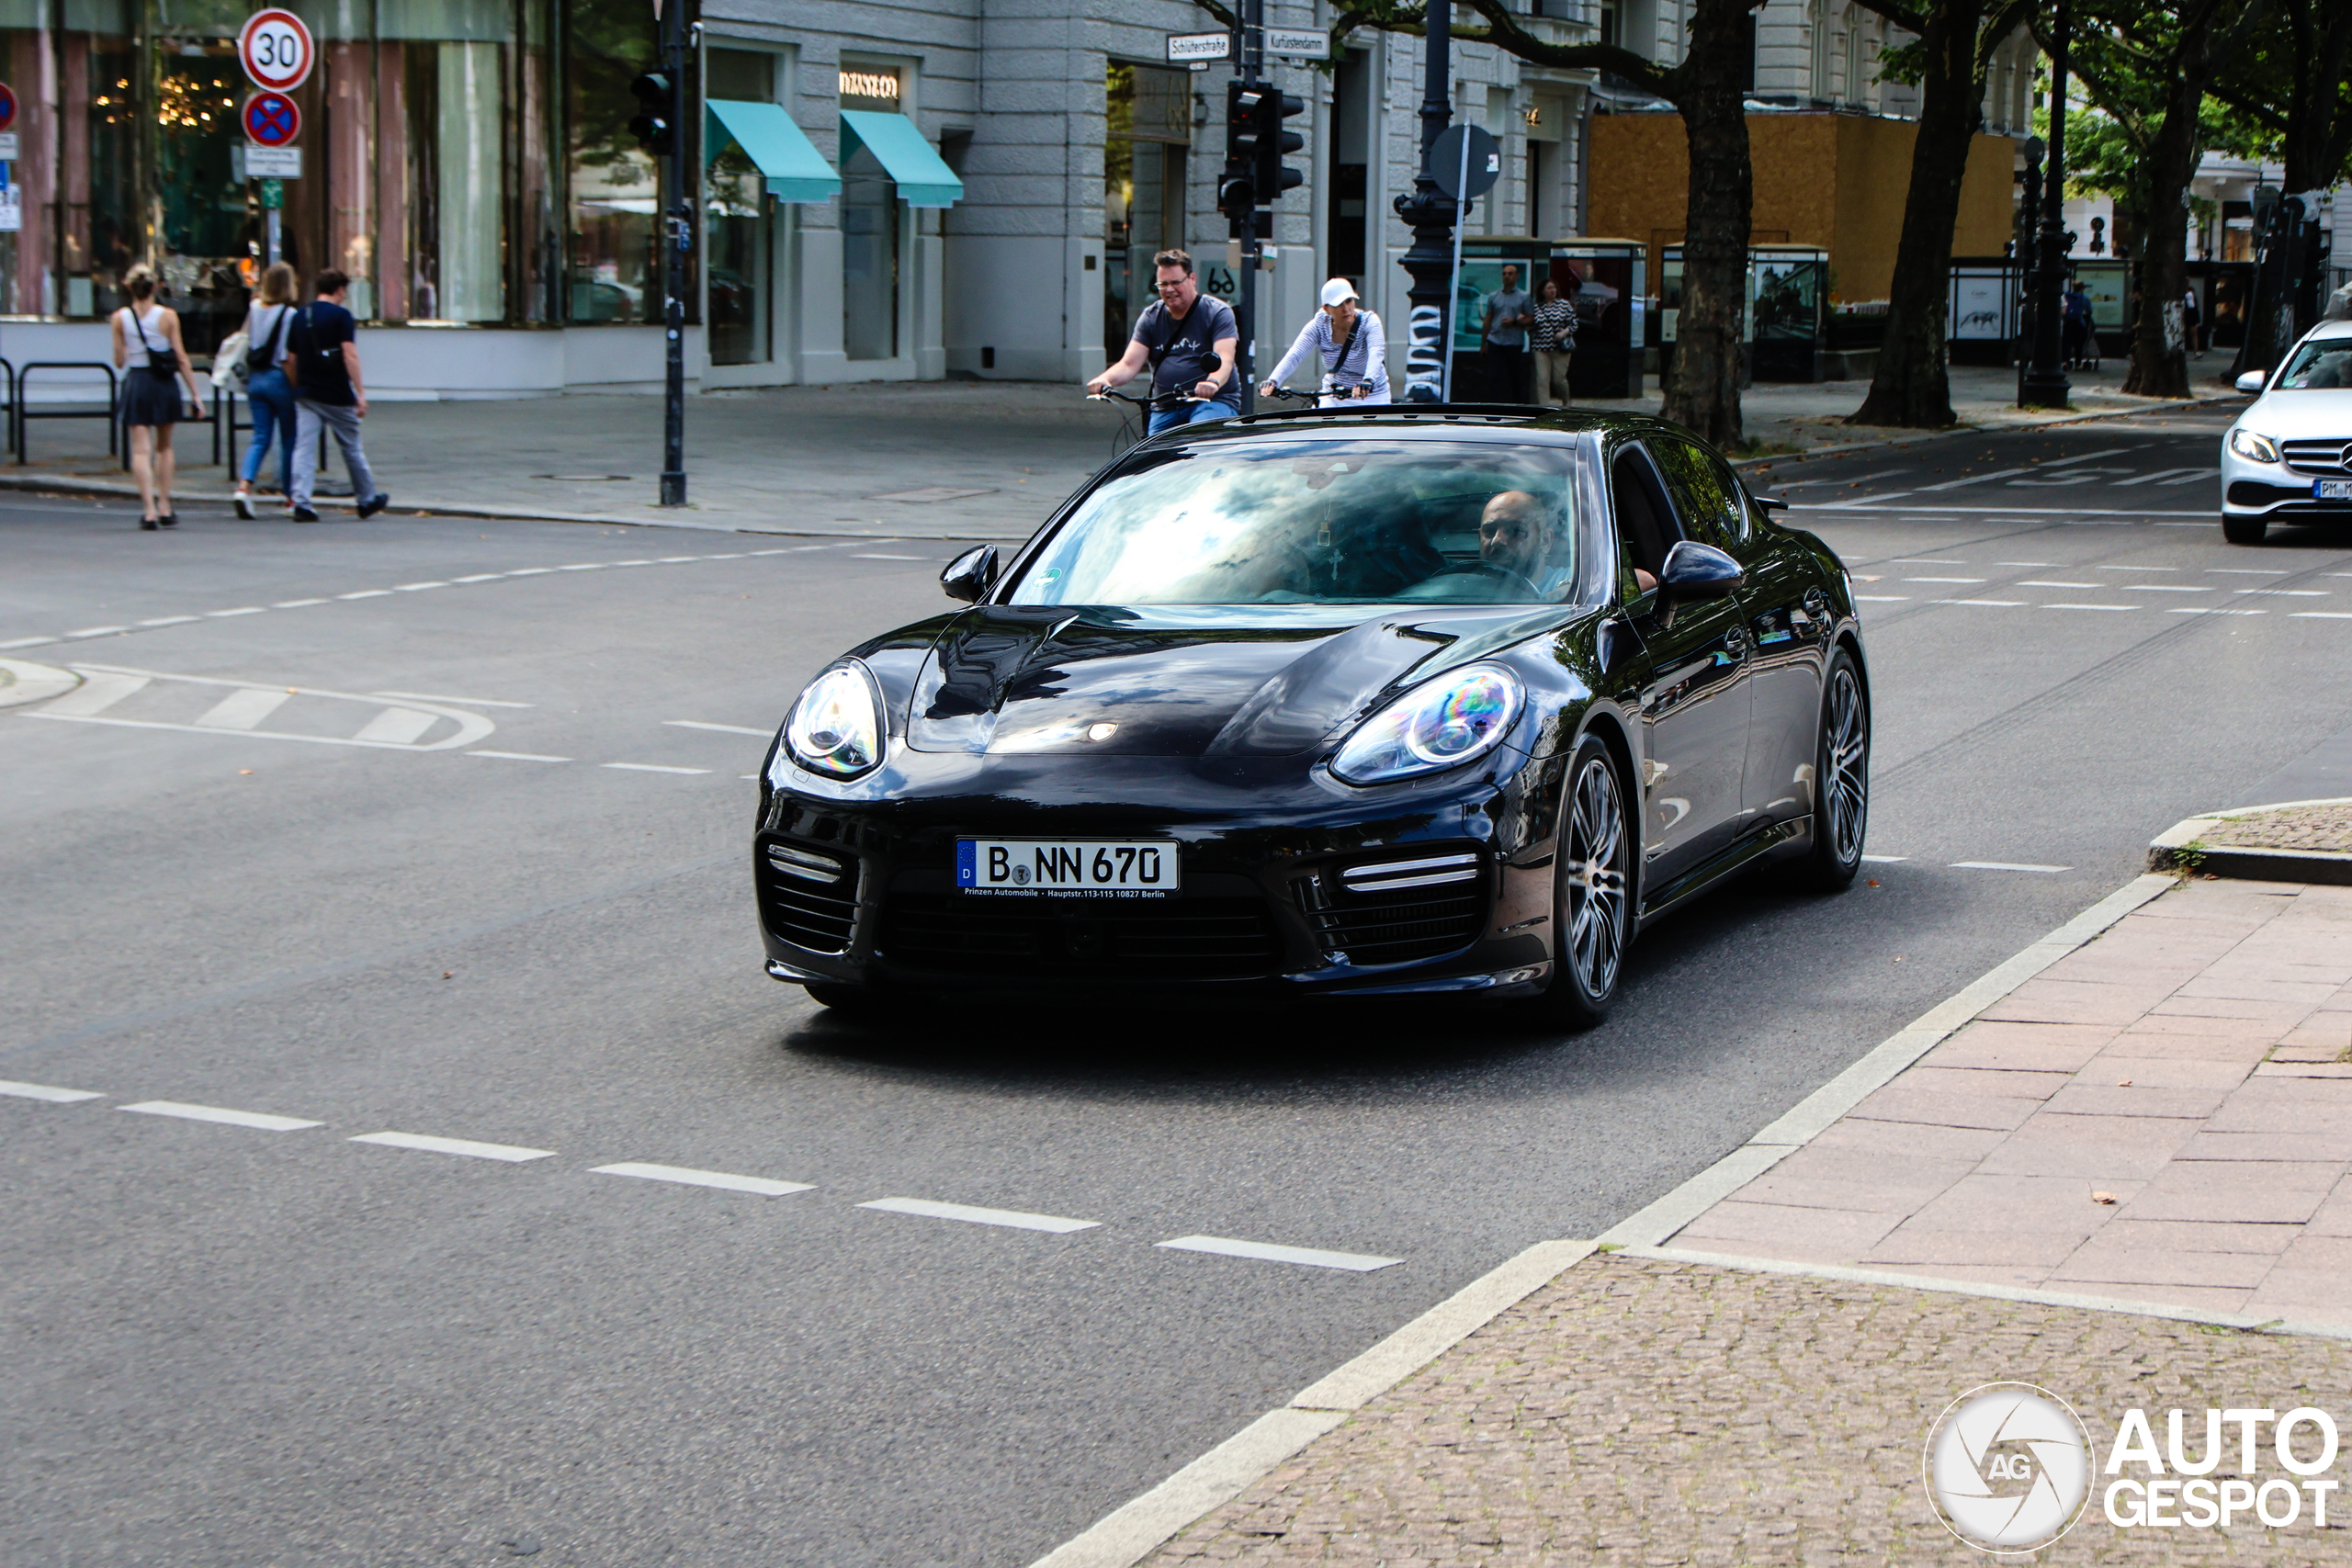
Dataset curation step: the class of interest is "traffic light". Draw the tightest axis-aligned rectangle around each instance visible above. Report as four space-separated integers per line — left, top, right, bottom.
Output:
1218 81 1260 221
1253 90 1306 209
628 71 676 156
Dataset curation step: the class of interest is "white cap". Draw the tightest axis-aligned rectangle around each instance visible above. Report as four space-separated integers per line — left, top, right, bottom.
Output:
1319 277 1360 308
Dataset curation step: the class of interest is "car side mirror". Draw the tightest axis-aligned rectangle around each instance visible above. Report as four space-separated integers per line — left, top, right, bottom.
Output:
1657 539 1743 604
1750 493 1789 516
940 544 999 604
2235 370 2267 395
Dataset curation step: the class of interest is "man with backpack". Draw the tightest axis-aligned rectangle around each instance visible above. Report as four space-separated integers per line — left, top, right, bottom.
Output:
286 269 390 523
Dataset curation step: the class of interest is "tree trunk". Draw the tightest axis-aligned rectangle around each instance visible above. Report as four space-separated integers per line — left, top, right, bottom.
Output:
2123 20 2213 396
2276 0 2352 194
1850 0 1985 428
1660 0 1756 447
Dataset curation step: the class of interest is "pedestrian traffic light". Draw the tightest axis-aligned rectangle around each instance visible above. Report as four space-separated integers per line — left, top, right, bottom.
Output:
629 71 676 156
1253 90 1306 208
1218 81 1260 221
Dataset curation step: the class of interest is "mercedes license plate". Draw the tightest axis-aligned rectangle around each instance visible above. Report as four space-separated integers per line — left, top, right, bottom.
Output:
956 839 1180 897
2316 479 2352 501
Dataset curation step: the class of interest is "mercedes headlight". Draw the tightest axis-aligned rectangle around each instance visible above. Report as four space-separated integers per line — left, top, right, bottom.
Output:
1330 665 1524 785
2228 428 2280 464
786 661 885 778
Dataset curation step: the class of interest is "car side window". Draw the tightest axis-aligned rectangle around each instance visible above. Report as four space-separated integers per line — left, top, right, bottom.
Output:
1611 446 1681 598
1651 438 1745 550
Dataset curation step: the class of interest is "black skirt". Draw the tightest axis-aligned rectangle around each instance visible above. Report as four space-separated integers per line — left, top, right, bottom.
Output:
119 365 183 428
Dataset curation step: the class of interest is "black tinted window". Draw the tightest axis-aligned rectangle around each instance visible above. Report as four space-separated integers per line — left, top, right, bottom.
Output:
1611 448 1679 581
1651 438 1746 549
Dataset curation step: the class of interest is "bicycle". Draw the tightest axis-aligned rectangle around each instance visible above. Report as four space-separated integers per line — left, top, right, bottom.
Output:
1087 386 1208 457
1260 379 1374 410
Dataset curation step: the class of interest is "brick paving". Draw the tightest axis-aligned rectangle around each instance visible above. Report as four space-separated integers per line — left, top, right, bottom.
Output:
1144 1255 2352 1565
2204 807 2352 855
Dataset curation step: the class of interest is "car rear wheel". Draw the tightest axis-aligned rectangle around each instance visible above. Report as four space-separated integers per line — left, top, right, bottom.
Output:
1538 734 1634 1029
2222 511 2267 545
1790 648 1870 891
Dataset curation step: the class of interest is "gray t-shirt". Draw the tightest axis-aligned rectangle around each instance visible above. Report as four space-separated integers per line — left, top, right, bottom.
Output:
1484 288 1532 347
1133 293 1239 400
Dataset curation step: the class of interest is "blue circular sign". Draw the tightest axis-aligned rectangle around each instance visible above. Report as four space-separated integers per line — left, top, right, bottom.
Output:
0 83 17 135
243 90 300 148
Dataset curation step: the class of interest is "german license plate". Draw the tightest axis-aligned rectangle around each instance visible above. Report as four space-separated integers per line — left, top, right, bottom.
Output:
2316 479 2352 501
956 839 1180 897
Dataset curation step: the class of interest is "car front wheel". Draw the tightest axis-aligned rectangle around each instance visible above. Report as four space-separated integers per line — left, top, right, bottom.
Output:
2222 511 2267 545
1790 647 1870 891
1538 734 1634 1029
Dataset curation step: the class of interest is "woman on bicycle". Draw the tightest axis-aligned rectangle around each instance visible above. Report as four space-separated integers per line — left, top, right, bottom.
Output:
1261 278 1389 405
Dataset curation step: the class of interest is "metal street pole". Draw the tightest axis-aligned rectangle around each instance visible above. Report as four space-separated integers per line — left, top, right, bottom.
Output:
658 0 689 504
1237 0 1262 416
1390 0 1453 401
2019 0 2069 409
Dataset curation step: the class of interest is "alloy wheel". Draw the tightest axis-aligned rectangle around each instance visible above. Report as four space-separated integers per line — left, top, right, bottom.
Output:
1564 754 1629 998
1825 664 1869 864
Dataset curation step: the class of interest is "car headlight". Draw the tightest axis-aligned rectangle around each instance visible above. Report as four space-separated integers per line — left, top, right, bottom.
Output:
1330 664 1524 785
786 661 885 778
2229 428 2280 464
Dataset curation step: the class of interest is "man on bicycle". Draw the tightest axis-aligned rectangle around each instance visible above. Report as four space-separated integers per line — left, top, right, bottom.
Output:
1086 249 1240 434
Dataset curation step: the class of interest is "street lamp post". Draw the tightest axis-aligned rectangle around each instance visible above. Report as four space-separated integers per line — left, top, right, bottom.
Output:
2018 0 2070 409
1390 0 1454 401
657 0 689 505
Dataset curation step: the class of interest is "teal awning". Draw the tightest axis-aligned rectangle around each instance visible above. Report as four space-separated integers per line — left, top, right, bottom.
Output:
706 99 841 204
838 109 965 208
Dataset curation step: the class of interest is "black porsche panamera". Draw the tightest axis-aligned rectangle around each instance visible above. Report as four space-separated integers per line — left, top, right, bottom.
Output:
755 405 1869 1025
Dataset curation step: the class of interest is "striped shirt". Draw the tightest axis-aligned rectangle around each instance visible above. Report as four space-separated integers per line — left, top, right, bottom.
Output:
1531 299 1577 352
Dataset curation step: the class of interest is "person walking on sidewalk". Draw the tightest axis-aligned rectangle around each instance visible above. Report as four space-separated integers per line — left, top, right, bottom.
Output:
111 264 204 531
232 262 299 519
1261 278 1390 405
1530 275 1577 408
1085 249 1240 434
286 269 390 524
1480 264 1534 402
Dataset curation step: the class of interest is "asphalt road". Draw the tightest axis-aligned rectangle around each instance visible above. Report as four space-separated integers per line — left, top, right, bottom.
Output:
7 409 2352 1567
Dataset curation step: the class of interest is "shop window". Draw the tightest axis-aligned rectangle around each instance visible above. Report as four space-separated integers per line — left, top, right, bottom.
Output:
704 46 774 366
565 0 657 321
840 65 899 361
1103 61 1188 356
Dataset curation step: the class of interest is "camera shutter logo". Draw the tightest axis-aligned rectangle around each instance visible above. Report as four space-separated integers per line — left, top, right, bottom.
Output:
1924 1383 2094 1551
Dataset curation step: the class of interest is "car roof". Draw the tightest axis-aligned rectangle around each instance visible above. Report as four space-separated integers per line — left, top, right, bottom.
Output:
1140 404 1690 453
2305 320 2352 345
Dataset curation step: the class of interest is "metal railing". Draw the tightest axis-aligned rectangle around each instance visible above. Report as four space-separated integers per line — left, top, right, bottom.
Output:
13 362 119 465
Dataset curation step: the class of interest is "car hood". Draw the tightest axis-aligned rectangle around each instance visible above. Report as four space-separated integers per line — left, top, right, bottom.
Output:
901 603 1569 759
2244 390 2352 439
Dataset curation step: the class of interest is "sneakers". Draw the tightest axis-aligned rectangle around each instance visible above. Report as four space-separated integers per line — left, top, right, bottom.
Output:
357 491 390 520
290 505 321 523
232 492 254 520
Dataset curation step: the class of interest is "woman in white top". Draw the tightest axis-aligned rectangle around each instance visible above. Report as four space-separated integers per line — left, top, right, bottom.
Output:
1261 277 1390 405
111 264 203 529
232 262 300 518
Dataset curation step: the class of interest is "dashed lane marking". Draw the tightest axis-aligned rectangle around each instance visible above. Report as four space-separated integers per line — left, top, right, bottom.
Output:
394 581 450 592
0 1079 106 1103
2170 607 2266 616
1904 577 1984 583
852 553 925 560
469 750 571 762
1931 599 2026 607
1156 1235 1403 1272
601 762 713 775
664 720 770 736
349 1131 557 1163
2017 581 2099 588
856 1196 1102 1234
119 1100 322 1132
2042 604 2139 612
273 598 329 608
1859 855 1907 863
1951 861 2070 874
2291 613 2352 620
205 606 266 617
375 691 534 708
337 590 392 600
1855 595 1909 602
138 615 201 627
592 1162 816 1197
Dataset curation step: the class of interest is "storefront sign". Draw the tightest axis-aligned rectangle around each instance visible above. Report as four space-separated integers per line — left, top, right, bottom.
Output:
1165 32 1229 63
238 9 314 94
1262 28 1329 59
243 90 300 147
837 69 899 104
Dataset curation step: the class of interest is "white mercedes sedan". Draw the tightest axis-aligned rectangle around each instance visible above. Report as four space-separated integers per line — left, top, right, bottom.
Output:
2223 320 2352 544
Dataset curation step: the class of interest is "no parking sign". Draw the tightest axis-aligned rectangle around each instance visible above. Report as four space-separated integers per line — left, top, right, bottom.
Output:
243 90 300 146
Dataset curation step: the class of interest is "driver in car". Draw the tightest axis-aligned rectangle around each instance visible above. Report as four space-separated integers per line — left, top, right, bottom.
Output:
1478 491 1572 598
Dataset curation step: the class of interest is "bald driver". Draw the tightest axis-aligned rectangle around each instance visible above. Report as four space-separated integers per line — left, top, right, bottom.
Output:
1478 491 1558 594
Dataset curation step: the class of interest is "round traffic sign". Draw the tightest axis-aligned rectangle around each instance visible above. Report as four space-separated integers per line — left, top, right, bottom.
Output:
243 90 300 147
1430 124 1501 202
0 82 17 135
238 8 313 93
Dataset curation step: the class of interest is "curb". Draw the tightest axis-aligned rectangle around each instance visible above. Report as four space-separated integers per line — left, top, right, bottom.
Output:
2147 798 2352 886
1024 1239 1596 1568
1722 389 2247 474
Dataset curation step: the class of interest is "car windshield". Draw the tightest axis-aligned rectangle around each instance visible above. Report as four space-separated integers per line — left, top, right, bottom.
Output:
1006 439 1584 606
2276 338 2352 389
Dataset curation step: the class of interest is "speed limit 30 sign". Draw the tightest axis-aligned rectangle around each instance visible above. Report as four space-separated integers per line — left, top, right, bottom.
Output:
238 8 313 94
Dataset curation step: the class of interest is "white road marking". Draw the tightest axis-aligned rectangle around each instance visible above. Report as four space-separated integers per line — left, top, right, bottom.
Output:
2098 563 2175 570
2170 607 2265 615
1910 449 2132 491
2042 604 2139 612
349 1131 556 1162
352 707 438 745
119 1100 322 1132
2290 612 2352 620
273 598 329 608
853 553 924 560
1888 558 1968 564
393 581 449 592
469 750 571 761
1859 854 1907 863
2211 569 2284 575
1905 576 1984 583
601 762 713 774
375 691 534 708
663 720 770 736
0 636 59 649
1932 599 2026 607
1995 561 2053 567
657 556 699 563
2017 581 2099 588
450 574 503 583
611 559 656 566
205 607 266 617
2239 589 2325 596
195 688 295 730
857 1196 1102 1234
1156 1235 1402 1272
337 590 392 600
1950 861 2069 873
505 567 554 576
0 1079 106 1103
592 1162 816 1196
40 671 150 716
557 563 605 571
1854 595 1910 602
65 626 129 637
2120 584 2211 592
138 615 201 626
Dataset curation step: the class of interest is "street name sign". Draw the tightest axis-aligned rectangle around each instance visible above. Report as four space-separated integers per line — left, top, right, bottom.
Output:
1166 31 1229 62
1263 28 1329 59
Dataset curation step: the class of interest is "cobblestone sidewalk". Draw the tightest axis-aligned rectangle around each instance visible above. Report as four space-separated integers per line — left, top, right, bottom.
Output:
1144 1254 2352 1565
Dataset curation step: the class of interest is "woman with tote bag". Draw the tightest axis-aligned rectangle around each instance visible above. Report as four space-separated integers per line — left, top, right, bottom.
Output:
231 263 300 519
111 265 204 530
